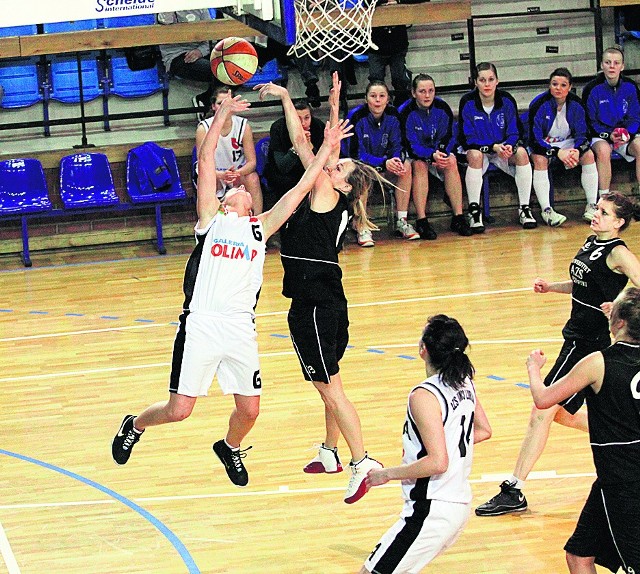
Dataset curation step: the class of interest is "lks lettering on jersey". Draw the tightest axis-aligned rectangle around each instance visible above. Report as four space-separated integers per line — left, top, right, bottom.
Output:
450 388 475 411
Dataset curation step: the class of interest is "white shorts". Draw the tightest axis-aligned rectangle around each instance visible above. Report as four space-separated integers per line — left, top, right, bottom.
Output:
548 137 576 151
364 499 471 574
169 311 262 397
591 137 636 162
481 153 516 177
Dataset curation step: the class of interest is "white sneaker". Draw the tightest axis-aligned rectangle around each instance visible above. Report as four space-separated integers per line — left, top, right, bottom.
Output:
518 205 537 229
395 218 420 240
303 444 343 474
541 207 567 227
357 229 374 248
583 203 597 222
344 454 383 504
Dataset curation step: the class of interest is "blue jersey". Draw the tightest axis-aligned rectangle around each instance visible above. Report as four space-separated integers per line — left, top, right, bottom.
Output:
347 104 403 170
528 90 590 157
458 88 524 152
582 73 640 140
399 97 456 161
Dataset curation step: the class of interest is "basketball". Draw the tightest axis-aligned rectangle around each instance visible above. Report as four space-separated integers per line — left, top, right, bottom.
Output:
210 37 258 86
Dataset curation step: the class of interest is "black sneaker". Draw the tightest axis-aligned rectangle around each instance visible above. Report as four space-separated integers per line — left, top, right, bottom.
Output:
450 214 472 237
213 439 251 487
475 480 528 516
112 415 143 465
467 202 485 234
415 217 437 240
305 81 321 108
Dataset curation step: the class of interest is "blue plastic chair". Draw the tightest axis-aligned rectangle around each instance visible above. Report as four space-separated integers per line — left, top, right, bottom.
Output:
244 59 284 88
0 57 43 108
59 153 119 209
0 25 37 37
100 14 157 28
255 136 270 193
43 20 99 33
49 53 102 103
126 144 186 254
106 51 164 98
0 158 52 266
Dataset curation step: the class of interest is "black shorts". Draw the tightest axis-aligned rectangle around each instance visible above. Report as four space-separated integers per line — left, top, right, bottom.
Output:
544 338 609 415
287 300 349 383
565 479 640 573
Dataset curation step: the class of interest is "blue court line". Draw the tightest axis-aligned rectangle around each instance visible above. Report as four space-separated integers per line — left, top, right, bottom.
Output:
134 319 155 323
65 313 85 317
0 448 200 574
0 309 13 312
367 349 384 354
270 333 289 339
515 382 530 389
397 355 416 360
29 311 49 315
487 375 506 381
100 316 120 320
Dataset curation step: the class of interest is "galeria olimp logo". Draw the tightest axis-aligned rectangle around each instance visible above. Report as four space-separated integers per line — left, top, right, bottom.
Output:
95 0 155 13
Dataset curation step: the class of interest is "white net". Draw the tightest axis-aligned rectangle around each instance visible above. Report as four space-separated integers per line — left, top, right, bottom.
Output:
287 0 378 63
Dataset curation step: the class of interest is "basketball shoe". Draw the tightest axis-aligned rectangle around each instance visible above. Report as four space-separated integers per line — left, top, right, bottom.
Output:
112 415 143 465
475 480 528 516
213 439 251 487
344 454 383 504
303 444 343 474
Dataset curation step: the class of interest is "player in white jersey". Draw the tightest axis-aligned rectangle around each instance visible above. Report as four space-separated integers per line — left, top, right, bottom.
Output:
360 315 491 574
112 94 352 487
195 87 263 213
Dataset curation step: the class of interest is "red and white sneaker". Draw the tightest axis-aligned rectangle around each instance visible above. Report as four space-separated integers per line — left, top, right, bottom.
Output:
303 443 343 474
344 454 382 504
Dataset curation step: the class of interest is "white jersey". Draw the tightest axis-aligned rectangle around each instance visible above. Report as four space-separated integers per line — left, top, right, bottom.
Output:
200 115 248 197
401 374 477 505
185 209 265 317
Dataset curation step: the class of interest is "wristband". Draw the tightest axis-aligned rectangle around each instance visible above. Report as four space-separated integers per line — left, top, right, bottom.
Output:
290 147 299 156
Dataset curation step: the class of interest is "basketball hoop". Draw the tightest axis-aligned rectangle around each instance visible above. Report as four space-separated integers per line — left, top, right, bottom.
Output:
288 0 378 63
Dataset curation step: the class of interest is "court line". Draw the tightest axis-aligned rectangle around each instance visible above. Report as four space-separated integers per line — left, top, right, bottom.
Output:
0 449 200 574
0 519 20 574
0 323 168 343
0 470 596 511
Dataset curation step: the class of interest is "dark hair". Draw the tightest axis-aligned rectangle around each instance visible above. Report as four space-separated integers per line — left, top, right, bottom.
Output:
365 81 389 97
474 62 498 81
210 86 236 106
421 315 474 390
600 191 640 231
611 287 640 342
412 73 435 91
603 44 625 64
293 98 312 112
549 67 573 84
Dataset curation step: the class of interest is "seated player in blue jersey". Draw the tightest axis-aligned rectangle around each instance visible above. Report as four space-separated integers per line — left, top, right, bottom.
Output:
583 45 640 207
360 315 491 574
477 191 640 517
527 287 640 574
400 74 473 238
111 94 352 489
458 62 535 232
346 81 414 246
528 67 598 226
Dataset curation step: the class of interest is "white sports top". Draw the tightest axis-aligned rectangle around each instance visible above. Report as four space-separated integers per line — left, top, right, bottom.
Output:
545 103 571 144
199 115 248 197
188 209 265 317
401 373 477 504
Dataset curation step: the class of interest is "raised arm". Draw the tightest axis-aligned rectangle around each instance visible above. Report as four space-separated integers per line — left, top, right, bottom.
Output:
327 71 342 164
259 119 352 240
196 95 250 228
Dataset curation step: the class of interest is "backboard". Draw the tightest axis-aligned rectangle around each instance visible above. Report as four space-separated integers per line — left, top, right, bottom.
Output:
223 0 296 45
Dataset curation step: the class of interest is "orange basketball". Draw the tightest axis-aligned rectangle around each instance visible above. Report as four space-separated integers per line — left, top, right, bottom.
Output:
210 37 258 86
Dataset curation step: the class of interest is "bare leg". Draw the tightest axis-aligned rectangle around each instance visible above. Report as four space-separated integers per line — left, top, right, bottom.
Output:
225 394 260 447
512 404 561 481
134 393 197 430
358 567 371 574
323 404 341 450
566 553 597 574
442 159 464 215
411 160 429 220
592 139 612 191
628 138 640 186
313 373 365 462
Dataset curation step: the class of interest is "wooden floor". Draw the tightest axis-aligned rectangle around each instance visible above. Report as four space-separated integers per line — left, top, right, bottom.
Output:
0 213 630 574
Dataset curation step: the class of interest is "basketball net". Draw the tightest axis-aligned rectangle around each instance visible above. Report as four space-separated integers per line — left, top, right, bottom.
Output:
288 0 378 63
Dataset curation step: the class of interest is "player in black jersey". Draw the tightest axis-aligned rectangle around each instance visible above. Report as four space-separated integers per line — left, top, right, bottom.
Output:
256 74 386 504
477 191 640 517
527 287 640 574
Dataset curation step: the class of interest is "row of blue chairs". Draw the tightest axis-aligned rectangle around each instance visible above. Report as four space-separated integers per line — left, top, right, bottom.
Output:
0 145 189 266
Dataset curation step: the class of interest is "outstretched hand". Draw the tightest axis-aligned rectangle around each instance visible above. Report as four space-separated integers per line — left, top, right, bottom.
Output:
323 118 353 149
254 82 289 101
328 71 341 110
217 93 251 115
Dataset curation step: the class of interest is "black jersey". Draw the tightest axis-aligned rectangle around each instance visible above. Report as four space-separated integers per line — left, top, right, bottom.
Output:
562 235 629 343
280 193 350 306
586 341 640 485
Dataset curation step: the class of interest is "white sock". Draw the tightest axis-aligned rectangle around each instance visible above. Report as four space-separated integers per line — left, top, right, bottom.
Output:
509 475 525 490
532 169 551 211
397 210 408 221
465 167 483 205
224 439 239 451
515 163 533 206
599 188 609 198
580 162 598 205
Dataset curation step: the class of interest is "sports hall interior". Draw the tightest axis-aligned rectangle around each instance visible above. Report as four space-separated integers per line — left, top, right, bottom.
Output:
1 1 639 573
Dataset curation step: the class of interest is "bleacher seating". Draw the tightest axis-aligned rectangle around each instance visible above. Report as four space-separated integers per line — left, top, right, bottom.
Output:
100 15 157 28
59 153 119 209
42 20 99 33
48 53 102 104
0 158 52 266
0 57 43 109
